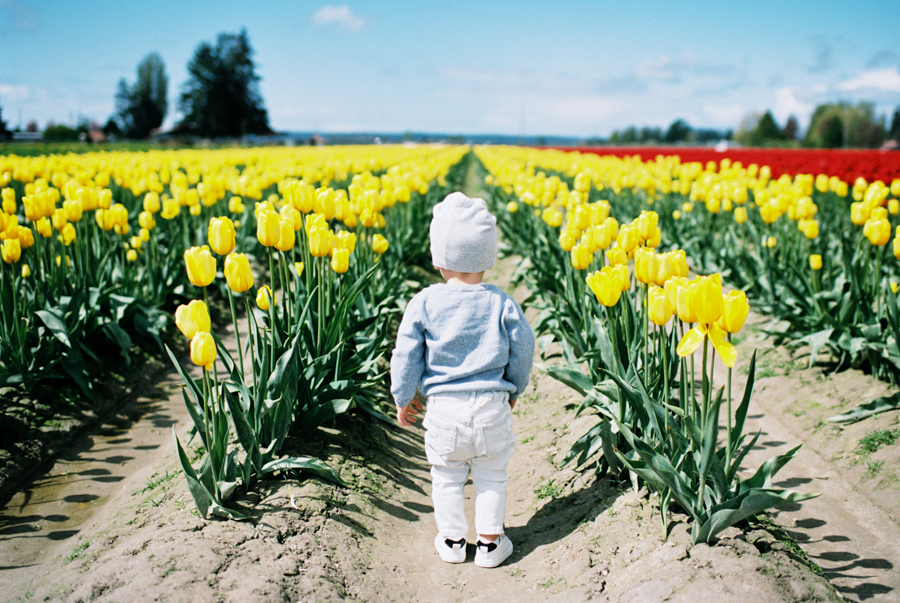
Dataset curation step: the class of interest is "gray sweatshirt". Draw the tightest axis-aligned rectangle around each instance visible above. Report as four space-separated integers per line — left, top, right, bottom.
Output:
390 283 535 408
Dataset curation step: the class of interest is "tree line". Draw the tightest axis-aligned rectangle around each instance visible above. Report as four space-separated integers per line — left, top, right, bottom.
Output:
595 102 900 149
104 29 271 140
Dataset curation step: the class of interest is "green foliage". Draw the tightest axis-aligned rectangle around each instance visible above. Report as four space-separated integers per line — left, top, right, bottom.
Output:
858 428 900 453
804 101 886 149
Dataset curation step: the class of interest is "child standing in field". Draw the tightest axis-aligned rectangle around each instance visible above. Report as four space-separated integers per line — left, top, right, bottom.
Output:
390 192 535 568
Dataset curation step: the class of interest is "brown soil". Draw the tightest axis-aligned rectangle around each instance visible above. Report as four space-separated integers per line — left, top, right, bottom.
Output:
0 257 898 602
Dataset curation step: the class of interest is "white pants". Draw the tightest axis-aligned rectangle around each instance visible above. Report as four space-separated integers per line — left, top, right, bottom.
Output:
423 390 516 539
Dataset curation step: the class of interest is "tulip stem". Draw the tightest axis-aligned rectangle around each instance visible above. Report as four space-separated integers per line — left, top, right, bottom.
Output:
228 291 244 379
243 294 257 396
726 333 733 469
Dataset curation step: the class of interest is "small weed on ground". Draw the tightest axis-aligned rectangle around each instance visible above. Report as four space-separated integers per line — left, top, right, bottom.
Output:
534 478 563 500
66 541 91 562
858 429 900 454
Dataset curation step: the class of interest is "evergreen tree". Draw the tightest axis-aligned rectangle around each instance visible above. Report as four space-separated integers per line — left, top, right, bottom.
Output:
664 119 691 143
114 52 168 139
782 115 799 141
889 107 900 141
177 29 270 138
0 106 10 140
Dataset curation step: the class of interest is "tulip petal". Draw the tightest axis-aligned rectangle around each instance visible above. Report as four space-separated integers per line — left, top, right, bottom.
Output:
676 325 707 358
708 323 737 368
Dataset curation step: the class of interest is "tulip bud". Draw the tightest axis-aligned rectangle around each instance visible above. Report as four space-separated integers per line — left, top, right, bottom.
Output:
586 267 621 307
720 290 749 333
507 201 519 213
256 285 275 310
331 247 350 273
648 285 674 326
810 254 823 271
21 264 31 278
372 234 389 255
1 238 21 263
190 332 217 369
184 245 216 287
224 253 254 293
175 300 211 339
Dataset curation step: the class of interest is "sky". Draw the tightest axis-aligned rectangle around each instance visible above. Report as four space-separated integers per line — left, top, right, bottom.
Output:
1 0 899 138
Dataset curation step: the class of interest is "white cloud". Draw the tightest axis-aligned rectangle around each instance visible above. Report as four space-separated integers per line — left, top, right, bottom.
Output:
0 83 31 101
311 5 367 33
837 68 900 93
772 87 813 122
635 56 676 81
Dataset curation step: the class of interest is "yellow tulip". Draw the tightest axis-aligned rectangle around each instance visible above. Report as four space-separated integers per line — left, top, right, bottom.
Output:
759 203 780 224
139 210 156 231
720 290 749 333
613 264 630 292
616 224 640 253
606 247 627 266
1 238 21 263
35 218 52 238
161 198 180 220
692 276 723 325
372 233 389 254
335 230 357 253
633 247 657 284
559 230 577 252
17 226 34 249
309 226 333 258
60 223 76 246
810 254 823 270
676 322 736 368
734 207 748 224
676 281 698 324
586 267 621 307
63 199 83 222
865 217 891 246
294 261 304 277
1 188 15 214
224 253 254 293
570 243 592 270
637 210 658 240
275 219 296 252
184 245 216 287
280 205 303 231
507 201 519 213
175 299 211 339
654 252 675 286
648 285 673 326
256 285 276 310
256 210 280 247
190 332 217 369
21 264 31 278
331 247 350 273
143 192 161 213
208 216 236 255
126 249 138 262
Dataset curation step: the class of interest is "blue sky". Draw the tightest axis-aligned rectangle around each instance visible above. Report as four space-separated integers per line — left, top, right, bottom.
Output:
1 0 899 137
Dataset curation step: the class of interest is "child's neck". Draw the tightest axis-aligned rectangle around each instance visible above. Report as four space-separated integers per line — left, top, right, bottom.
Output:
438 267 485 286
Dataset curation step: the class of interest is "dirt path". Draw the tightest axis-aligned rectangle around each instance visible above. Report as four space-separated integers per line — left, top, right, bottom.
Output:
720 316 900 601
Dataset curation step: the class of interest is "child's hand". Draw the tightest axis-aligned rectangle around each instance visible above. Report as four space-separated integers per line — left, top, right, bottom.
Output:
397 398 423 427
509 399 517 410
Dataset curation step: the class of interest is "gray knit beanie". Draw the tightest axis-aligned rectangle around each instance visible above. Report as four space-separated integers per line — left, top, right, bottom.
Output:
430 192 498 273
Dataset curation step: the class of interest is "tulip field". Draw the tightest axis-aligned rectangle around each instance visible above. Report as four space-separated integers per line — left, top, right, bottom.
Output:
2 143 900 540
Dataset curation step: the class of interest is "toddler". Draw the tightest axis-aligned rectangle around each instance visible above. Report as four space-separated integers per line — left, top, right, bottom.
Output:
390 192 535 568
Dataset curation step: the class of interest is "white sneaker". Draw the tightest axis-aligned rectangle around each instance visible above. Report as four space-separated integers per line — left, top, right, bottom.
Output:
434 535 467 563
475 534 513 568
